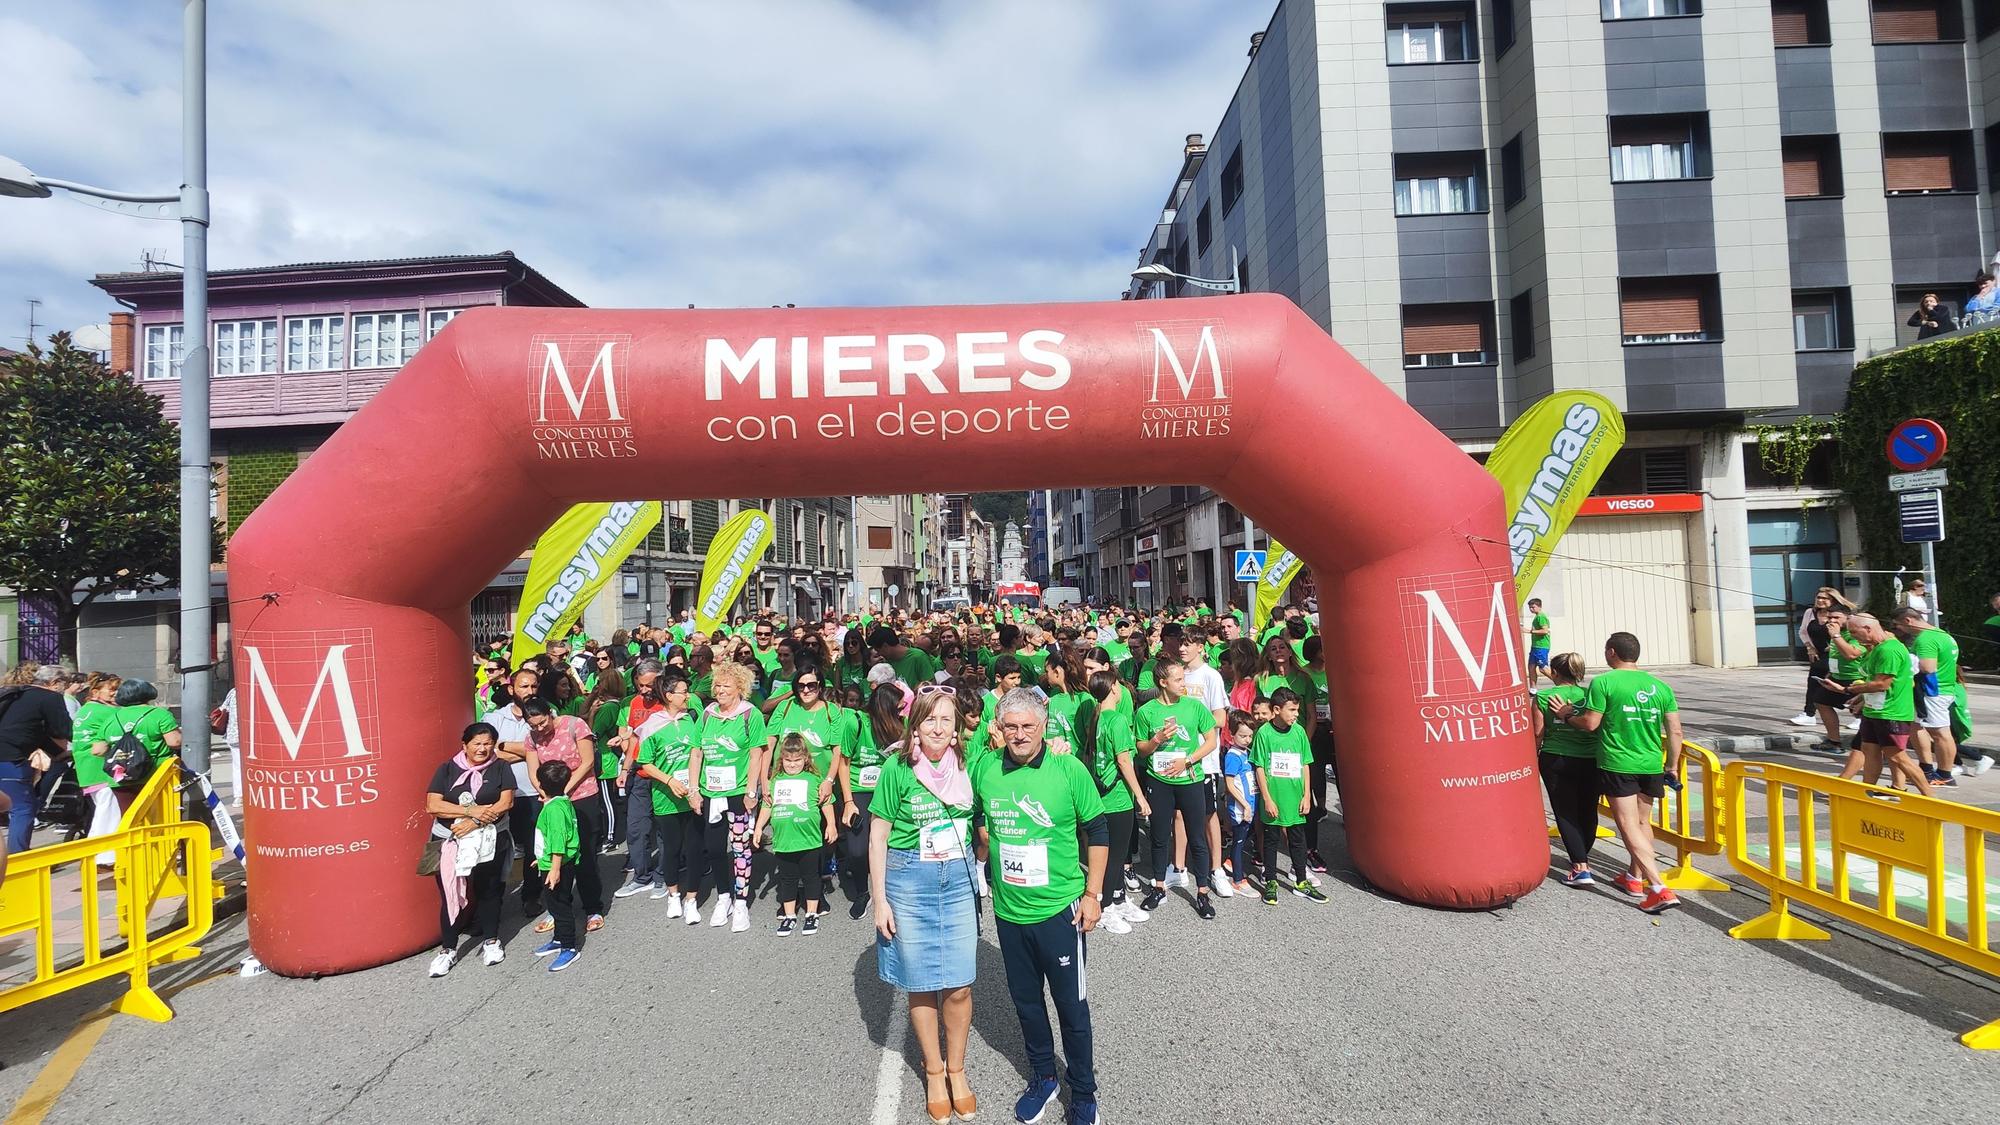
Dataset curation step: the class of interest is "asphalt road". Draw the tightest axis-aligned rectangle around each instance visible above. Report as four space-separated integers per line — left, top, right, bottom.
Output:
4 664 1999 1123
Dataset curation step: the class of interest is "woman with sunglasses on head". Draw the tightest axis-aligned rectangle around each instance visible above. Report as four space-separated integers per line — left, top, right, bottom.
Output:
688 659 765 934
838 681 904 919
870 685 981 1124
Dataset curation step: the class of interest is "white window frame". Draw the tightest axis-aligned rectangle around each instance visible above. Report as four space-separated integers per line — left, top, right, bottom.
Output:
350 310 423 369
1610 139 1696 182
1402 349 1492 369
213 318 279 376
793 506 806 563
1792 296 1841 351
1387 17 1472 64
143 324 184 381
427 308 462 336
1623 329 1713 345
284 315 347 373
1602 0 1697 18
1394 173 1482 215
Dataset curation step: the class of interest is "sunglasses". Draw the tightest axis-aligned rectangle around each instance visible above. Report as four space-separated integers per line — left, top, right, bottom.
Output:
795 680 822 690
595 657 612 664
916 683 957 697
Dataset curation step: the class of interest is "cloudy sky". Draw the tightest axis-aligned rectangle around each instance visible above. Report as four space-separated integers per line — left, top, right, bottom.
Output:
1 0 1276 346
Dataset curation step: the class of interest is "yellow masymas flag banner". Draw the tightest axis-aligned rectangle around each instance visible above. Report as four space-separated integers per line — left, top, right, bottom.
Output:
1251 540 1306 632
695 508 775 633
511 501 661 664
1484 391 1626 605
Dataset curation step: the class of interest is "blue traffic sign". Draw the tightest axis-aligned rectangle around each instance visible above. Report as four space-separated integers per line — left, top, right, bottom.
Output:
1885 418 1947 472
1233 549 1266 582
1898 490 1945 544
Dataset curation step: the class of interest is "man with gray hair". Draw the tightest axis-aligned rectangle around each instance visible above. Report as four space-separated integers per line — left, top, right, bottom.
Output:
972 688 1109 1125
0 663 74 852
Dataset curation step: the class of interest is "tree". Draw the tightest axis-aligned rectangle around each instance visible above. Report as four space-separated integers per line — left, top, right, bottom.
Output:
0 334 184 663
970 491 1028 528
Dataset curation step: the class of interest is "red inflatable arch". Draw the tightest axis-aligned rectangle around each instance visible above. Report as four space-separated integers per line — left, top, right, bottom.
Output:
228 295 1545 975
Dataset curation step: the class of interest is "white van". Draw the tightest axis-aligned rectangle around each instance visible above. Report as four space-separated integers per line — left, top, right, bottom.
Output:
1042 586 1082 608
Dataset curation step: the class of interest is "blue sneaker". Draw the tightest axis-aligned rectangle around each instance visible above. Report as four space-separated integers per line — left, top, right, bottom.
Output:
532 939 561 957
1559 869 1595 888
1014 1075 1060 1124
1065 1098 1100 1125
548 948 581 972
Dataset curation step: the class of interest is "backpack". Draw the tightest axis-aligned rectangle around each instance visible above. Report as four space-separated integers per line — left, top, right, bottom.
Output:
105 708 161 788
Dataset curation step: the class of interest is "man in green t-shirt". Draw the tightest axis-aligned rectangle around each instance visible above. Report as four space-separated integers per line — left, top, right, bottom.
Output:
1825 612 1933 796
868 625 938 687
972 689 1107 1125
1892 607 1964 787
1524 598 1552 688
1549 631 1682 915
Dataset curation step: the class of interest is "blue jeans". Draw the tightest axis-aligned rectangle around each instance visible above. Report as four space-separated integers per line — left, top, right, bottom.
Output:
997 905 1095 1100
0 760 39 854
626 779 659 883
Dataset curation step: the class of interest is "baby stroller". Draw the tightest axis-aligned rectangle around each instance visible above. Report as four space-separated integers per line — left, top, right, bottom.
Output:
33 758 93 843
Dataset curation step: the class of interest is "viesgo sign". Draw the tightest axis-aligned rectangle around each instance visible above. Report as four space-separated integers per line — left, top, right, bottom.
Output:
1577 493 1703 516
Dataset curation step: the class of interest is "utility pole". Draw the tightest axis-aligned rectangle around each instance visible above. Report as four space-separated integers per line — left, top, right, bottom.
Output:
24 298 40 349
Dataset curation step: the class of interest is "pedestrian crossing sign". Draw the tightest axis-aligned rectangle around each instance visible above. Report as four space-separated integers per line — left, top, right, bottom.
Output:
1234 550 1266 583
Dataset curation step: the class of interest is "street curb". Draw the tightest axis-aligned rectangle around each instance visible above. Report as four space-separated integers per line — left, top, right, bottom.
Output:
215 883 247 921
1705 733 1822 755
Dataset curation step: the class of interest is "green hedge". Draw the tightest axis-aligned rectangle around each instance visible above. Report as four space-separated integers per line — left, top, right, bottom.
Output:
1833 329 2000 665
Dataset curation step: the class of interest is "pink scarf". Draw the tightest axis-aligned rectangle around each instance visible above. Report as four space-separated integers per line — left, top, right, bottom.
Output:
913 743 972 809
438 750 492 921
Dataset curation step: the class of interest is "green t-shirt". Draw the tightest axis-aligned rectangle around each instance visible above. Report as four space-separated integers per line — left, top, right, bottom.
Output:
1859 637 1916 721
1044 691 1083 751
767 700 849 777
1251 721 1312 827
767 769 831 854
1014 649 1048 688
1826 631 1857 678
1090 709 1136 814
750 645 782 675
972 750 1106 925
637 711 701 815
1910 628 1960 688
534 796 580 870
696 705 766 798
1534 684 1595 759
871 752 976 853
1133 695 1216 784
1581 668 1679 775
1529 613 1551 652
109 704 180 764
890 648 939 687
592 698 631 778
72 700 117 788
846 712 887 794
1102 641 1131 666
833 658 870 697
1255 671 1316 710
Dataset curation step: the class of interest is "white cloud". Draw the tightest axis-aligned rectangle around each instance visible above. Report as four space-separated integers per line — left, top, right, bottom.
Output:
0 0 1276 341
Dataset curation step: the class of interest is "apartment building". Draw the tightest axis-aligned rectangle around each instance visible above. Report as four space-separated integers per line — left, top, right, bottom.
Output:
1099 0 1993 665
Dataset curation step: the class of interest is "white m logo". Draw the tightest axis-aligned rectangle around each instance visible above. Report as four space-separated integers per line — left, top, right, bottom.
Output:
244 644 372 762
537 339 624 422
1414 581 1522 698
1145 325 1226 403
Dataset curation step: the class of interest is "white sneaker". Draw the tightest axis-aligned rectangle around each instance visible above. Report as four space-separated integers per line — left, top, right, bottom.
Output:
613 879 646 898
427 950 456 978
1972 757 1994 776
1179 870 1195 891
730 901 750 933
480 940 504 967
1118 900 1151 924
709 898 731 927
1210 872 1235 897
1790 713 1818 727
1122 869 1143 892
1098 908 1132 934
666 893 683 918
684 895 703 925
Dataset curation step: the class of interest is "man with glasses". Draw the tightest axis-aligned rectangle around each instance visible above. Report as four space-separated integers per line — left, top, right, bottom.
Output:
489 667 548 917
972 689 1109 1125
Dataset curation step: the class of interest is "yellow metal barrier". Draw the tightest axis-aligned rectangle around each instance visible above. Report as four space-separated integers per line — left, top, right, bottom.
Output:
1551 740 1729 891
0 821 215 1022
1721 760 2000 1050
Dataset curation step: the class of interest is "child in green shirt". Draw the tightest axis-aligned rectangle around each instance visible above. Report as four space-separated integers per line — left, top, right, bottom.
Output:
755 734 837 935
1252 688 1326 905
534 761 584 970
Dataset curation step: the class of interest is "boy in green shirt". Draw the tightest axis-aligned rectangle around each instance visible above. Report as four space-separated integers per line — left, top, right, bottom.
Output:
1525 598 1552 688
1251 688 1325 904
533 761 584 970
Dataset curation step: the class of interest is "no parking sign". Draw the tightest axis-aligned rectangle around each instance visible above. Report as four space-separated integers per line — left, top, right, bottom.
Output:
1885 418 1947 472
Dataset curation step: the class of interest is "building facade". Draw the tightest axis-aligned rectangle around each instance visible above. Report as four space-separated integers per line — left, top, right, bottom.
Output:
855 494 923 610
1103 0 1992 664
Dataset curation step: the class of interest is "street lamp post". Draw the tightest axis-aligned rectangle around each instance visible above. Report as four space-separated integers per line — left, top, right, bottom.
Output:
0 0 212 781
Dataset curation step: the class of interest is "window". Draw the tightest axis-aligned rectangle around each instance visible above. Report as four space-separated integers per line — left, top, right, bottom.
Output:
1781 135 1843 198
1393 152 1485 215
1401 303 1494 367
1589 446 1695 494
1772 0 1830 45
1502 134 1526 207
1981 0 2000 39
1871 0 1957 43
1883 132 1972 194
142 324 184 381
792 506 805 563
815 515 827 564
1221 145 1245 216
427 308 461 336
1619 276 1720 343
1387 3 1478 63
1195 201 1212 255
1601 0 1700 18
1510 290 1536 362
1235 253 1251 292
351 311 423 369
1791 290 1852 350
1609 114 1711 182
213 318 278 376
285 315 347 372
867 525 893 551
1494 0 1517 54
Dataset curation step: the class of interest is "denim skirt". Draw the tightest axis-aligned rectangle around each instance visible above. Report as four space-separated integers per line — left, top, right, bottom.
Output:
876 847 978 992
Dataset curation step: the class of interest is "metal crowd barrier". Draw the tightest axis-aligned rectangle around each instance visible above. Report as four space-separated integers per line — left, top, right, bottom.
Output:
1548 740 1729 889
0 762 219 1022
1722 760 2000 1050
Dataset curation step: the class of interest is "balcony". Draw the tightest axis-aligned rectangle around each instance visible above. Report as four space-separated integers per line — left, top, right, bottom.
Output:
140 366 398 428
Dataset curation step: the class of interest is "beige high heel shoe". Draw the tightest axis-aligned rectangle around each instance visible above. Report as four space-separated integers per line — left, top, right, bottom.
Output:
925 1065 952 1125
947 1068 977 1120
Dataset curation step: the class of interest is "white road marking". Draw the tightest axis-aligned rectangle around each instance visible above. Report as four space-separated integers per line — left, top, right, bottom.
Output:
871 992 909 1125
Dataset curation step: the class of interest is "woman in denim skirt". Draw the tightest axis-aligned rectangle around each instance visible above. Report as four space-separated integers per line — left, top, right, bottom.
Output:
870 686 981 1124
